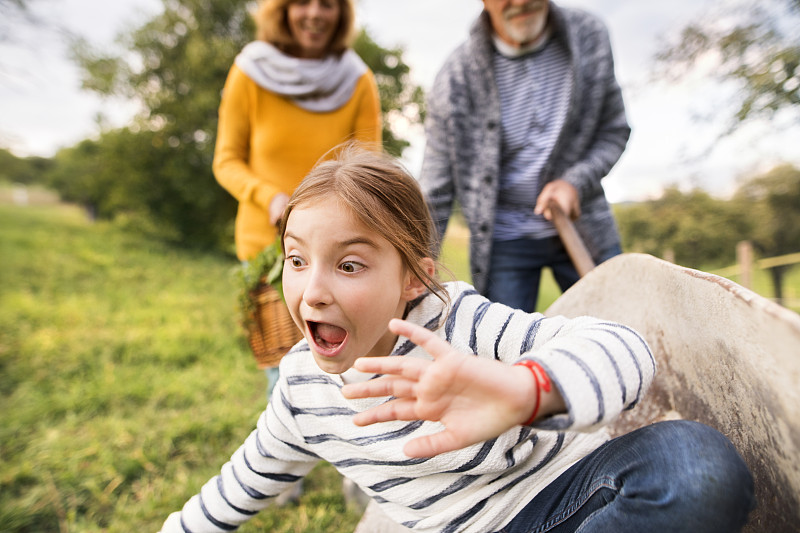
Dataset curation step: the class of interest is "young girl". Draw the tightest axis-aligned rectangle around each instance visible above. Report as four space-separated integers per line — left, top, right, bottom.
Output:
160 146 754 532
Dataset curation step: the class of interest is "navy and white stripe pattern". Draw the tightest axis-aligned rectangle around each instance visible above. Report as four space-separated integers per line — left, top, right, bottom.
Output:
160 281 654 533
493 38 571 241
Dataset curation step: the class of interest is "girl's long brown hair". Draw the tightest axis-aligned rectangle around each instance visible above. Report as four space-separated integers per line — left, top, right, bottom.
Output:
280 143 450 305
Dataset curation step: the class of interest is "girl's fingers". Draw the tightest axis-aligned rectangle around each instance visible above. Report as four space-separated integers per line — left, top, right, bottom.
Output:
350 319 451 383
352 398 418 426
352 354 429 378
388 318 453 360
342 375 416 400
403 431 462 458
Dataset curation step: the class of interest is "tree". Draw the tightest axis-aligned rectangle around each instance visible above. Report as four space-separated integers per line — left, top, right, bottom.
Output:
655 0 799 136
733 164 800 303
352 29 425 157
0 0 38 45
0 148 52 185
69 0 424 252
44 129 175 231
69 0 252 249
615 187 751 269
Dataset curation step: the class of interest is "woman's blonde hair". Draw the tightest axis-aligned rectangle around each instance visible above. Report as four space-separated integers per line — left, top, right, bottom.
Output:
280 144 450 304
254 0 356 56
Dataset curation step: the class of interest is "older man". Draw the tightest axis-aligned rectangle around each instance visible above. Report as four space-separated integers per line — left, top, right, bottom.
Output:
420 0 629 312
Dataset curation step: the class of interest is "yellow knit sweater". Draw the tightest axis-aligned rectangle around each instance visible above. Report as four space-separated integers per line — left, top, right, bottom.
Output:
213 63 382 260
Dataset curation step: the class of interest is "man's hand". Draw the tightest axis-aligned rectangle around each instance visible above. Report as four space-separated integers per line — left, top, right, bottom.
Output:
534 179 580 221
341 319 541 458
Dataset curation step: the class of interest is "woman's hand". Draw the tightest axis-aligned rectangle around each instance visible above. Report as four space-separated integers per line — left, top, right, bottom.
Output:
269 192 290 226
341 318 550 458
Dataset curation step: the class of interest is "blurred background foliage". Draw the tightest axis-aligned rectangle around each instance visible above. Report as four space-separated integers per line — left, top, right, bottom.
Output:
654 0 800 141
9 0 426 254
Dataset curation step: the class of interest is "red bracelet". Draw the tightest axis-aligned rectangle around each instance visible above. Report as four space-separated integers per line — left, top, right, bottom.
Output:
514 360 551 425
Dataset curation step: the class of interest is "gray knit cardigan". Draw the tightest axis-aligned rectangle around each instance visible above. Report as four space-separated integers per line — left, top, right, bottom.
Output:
420 4 630 294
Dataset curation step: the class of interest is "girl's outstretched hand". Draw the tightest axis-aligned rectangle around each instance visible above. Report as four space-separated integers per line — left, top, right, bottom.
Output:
341 318 540 458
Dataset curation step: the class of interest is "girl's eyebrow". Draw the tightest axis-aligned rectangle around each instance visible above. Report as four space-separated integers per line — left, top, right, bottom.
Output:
284 232 379 250
283 231 303 245
340 237 379 249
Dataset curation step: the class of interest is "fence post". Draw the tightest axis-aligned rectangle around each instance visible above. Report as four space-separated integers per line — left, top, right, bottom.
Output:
737 241 753 289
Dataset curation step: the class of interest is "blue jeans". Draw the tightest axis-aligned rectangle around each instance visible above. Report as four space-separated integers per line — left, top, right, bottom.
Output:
496 421 755 533
486 237 621 313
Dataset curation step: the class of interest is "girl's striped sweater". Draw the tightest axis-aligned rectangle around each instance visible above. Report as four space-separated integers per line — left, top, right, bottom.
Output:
160 281 654 533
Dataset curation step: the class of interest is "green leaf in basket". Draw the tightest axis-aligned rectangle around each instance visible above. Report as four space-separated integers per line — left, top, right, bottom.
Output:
237 236 287 327
266 254 284 286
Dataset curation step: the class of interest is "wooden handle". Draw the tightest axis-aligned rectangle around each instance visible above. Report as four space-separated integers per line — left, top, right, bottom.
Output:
548 201 595 277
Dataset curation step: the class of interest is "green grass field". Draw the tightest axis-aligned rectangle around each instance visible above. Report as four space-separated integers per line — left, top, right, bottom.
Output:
0 202 363 532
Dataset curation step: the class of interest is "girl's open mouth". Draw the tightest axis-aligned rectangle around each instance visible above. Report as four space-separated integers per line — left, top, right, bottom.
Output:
307 321 348 356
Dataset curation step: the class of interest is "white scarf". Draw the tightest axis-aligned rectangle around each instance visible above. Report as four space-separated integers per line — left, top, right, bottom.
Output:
234 41 368 113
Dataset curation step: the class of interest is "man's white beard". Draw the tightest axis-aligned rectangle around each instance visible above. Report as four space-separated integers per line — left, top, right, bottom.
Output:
506 17 546 45
503 2 548 46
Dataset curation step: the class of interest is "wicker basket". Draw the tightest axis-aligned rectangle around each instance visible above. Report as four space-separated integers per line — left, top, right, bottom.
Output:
246 281 303 369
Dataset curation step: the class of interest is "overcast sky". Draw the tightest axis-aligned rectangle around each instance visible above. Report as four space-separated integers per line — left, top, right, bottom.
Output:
1 0 798 203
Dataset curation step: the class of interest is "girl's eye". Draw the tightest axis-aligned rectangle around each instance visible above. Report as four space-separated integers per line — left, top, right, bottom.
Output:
339 261 364 274
287 256 306 268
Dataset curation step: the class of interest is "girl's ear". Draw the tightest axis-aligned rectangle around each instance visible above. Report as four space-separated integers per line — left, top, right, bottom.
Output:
402 258 436 301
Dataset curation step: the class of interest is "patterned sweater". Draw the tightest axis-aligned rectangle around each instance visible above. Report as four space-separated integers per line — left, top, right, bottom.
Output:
160 282 654 533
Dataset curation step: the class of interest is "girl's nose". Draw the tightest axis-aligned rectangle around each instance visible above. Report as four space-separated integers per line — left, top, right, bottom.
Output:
303 267 333 307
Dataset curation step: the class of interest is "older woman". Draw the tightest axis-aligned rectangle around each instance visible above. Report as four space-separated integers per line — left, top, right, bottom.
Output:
214 0 382 263
215 0 381 401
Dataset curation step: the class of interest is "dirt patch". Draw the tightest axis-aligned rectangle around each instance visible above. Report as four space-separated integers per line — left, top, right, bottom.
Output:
0 184 61 206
